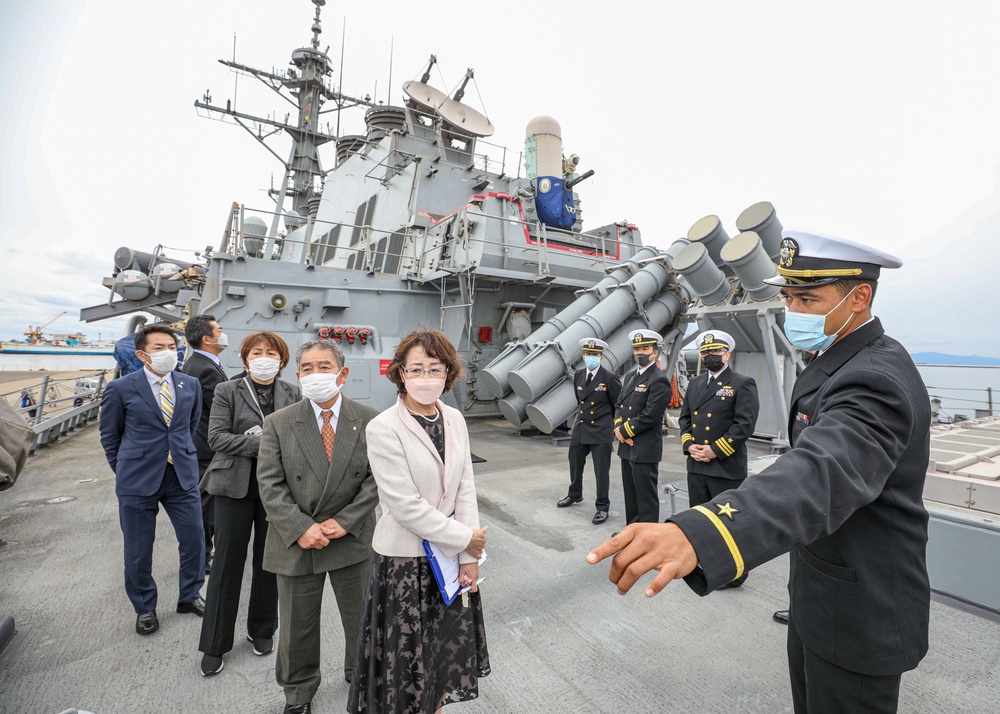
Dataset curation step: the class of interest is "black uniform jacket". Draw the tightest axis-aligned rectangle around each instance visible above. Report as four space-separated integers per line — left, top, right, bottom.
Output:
678 366 759 480
571 365 622 444
670 318 931 676
180 351 229 463
614 363 671 463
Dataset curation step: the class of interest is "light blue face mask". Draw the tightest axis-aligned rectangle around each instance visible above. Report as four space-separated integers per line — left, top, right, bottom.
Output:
783 286 858 352
583 355 601 370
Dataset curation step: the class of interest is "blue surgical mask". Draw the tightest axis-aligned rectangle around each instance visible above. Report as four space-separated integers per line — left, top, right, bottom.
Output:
583 355 601 370
783 287 858 352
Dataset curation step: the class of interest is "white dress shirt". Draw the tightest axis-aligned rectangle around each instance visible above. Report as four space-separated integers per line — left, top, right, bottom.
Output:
310 395 343 432
143 366 173 401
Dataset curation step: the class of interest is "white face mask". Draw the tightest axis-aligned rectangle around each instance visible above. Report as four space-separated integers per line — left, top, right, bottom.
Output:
300 371 343 403
215 331 229 349
248 357 281 381
145 349 178 375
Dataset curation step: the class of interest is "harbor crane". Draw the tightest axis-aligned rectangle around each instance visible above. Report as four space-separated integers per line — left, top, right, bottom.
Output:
24 311 67 343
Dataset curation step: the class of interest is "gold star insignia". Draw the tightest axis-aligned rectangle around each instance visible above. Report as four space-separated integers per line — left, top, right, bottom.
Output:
716 502 739 520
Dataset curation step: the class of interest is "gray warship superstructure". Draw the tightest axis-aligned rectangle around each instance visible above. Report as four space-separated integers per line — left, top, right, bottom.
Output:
81 0 694 419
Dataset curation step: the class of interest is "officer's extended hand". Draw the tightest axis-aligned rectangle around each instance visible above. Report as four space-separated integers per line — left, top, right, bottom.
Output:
586 523 699 597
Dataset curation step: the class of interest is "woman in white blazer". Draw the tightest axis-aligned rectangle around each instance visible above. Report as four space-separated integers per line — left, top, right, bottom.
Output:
348 330 490 714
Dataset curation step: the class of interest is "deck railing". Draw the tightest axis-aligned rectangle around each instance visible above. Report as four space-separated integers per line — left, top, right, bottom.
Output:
1 370 108 455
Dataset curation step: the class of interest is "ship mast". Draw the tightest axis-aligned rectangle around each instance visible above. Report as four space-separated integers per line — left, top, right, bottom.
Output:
193 0 374 236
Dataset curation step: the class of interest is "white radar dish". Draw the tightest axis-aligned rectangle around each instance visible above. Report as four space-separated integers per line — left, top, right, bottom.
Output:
439 98 494 137
402 80 450 114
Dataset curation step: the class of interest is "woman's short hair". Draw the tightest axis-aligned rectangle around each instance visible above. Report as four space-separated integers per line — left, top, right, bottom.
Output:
386 330 464 395
239 331 290 370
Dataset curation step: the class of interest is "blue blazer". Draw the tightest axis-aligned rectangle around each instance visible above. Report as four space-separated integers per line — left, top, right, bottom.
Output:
99 368 203 496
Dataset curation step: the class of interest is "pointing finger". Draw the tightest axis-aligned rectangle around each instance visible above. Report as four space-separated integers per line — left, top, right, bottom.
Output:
586 526 634 565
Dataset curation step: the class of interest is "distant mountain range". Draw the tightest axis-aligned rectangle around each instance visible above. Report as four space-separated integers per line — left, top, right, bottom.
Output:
910 352 1000 366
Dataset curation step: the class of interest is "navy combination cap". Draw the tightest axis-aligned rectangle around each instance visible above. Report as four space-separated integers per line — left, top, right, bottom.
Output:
579 338 609 354
697 330 735 352
763 229 903 288
628 329 661 348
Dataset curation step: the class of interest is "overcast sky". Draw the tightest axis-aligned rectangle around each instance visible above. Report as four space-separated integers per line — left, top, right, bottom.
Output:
1 1 994 356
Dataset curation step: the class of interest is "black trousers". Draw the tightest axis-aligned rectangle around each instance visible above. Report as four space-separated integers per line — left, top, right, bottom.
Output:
621 459 659 524
198 494 277 656
567 440 613 511
787 617 902 714
198 459 215 559
686 471 745 510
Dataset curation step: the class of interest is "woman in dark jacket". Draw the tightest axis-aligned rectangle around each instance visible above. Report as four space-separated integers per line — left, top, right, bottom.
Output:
197 331 300 676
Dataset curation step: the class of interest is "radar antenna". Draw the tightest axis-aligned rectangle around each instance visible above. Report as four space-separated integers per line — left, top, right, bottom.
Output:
192 0 375 238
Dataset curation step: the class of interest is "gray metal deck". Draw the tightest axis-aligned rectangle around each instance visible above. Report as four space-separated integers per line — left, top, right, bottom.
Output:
1 420 999 713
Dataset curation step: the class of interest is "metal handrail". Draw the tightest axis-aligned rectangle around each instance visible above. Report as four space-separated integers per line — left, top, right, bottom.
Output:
1 370 108 455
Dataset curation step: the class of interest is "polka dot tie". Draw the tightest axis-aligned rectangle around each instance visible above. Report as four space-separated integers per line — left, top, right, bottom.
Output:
321 410 335 462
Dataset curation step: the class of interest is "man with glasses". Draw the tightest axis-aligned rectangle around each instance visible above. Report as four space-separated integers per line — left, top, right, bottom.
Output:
99 324 206 636
678 330 759 587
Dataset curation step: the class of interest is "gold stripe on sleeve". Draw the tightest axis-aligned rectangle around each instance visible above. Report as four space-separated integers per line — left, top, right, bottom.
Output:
691 505 745 579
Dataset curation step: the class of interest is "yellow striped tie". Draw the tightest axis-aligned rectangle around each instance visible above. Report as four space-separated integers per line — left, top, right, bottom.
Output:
159 377 173 464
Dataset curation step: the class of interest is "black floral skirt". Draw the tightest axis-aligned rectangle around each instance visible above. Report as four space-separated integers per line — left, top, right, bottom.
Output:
347 554 490 713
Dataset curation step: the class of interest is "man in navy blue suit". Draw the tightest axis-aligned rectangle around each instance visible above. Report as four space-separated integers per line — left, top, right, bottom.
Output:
100 324 207 635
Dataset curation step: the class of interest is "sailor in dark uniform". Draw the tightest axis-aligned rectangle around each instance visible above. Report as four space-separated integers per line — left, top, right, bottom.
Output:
558 338 622 525
590 229 931 714
679 329 759 586
614 329 671 524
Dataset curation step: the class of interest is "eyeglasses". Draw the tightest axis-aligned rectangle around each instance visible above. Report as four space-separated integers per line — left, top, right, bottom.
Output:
402 366 449 378
702 349 727 356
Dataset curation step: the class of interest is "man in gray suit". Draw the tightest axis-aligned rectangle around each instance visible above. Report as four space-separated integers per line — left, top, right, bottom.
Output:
258 339 379 714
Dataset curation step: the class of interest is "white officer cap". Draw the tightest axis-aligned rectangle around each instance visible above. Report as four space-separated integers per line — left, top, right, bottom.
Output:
628 329 662 348
697 330 735 352
579 338 609 354
764 229 903 288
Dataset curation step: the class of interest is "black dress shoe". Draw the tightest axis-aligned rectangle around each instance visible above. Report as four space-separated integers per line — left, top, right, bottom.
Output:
200 653 224 676
592 511 609 524
247 634 273 656
773 609 790 624
135 611 159 635
177 597 206 617
556 496 583 508
283 703 312 714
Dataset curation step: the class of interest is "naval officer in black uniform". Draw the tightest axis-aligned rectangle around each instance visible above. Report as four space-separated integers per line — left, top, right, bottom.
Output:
679 329 759 587
589 229 931 714
558 338 622 525
614 329 671 524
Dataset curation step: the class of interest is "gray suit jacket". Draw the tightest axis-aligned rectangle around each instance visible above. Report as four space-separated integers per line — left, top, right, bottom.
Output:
201 377 301 498
257 396 380 576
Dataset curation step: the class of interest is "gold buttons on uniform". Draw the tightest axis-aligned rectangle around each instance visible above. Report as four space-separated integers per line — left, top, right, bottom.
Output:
694 411 699 416
706 426 710 431
707 413 712 417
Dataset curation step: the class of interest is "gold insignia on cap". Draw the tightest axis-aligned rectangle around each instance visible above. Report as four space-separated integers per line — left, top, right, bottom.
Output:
588 340 596 349
702 334 714 347
632 333 643 344
716 502 739 520
779 238 798 269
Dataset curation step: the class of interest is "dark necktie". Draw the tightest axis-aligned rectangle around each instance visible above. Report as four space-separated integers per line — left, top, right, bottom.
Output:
586 373 593 386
